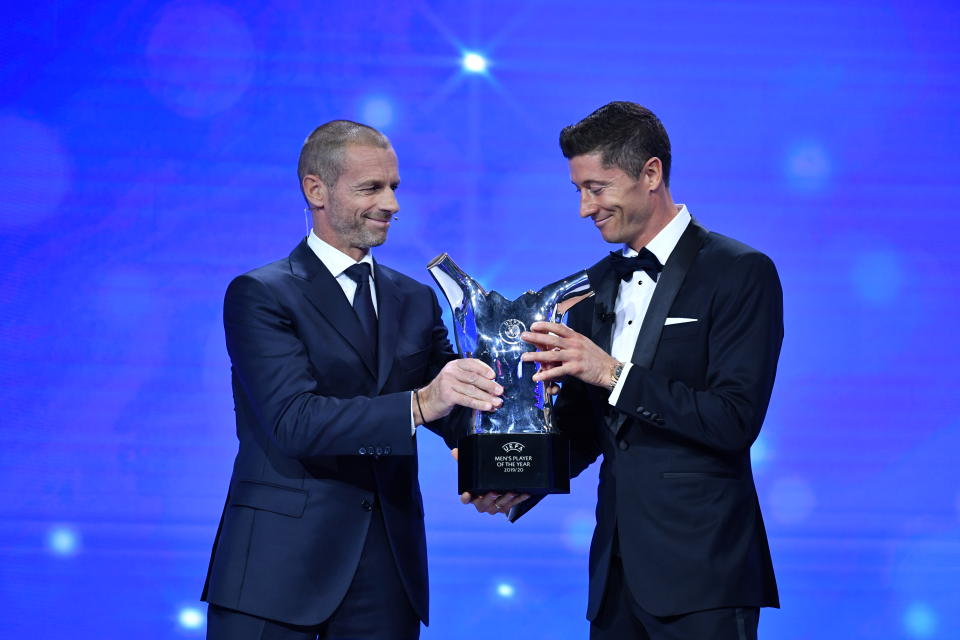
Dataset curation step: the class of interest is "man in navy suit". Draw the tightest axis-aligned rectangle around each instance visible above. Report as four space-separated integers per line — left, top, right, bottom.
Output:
516 102 783 639
201 120 516 640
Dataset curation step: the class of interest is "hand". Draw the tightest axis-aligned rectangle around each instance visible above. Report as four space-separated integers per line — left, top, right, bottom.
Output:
461 490 529 516
451 449 529 516
520 321 617 389
416 359 503 424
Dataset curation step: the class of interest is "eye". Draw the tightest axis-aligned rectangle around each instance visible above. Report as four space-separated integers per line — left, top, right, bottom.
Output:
589 186 605 195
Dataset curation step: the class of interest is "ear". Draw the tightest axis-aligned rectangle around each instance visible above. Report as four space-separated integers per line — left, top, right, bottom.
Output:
643 157 664 191
302 174 328 211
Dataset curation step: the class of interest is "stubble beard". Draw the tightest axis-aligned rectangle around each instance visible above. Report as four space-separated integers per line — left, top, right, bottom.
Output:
328 198 389 251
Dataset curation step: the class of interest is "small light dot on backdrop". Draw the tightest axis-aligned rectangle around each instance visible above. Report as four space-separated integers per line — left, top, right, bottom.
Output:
903 601 937 638
768 476 816 525
850 249 904 306
178 606 205 630
360 96 395 130
784 139 831 193
47 526 79 556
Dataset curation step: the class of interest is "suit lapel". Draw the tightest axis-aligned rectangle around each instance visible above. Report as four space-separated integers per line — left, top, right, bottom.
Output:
374 262 402 392
629 219 709 368
288 240 377 378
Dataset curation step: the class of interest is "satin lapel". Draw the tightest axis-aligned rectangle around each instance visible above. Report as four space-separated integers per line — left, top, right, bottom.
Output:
288 241 377 378
629 219 709 369
374 262 402 392
587 257 618 354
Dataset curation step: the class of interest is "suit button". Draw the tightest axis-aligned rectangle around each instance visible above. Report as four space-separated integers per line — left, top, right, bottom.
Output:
636 406 645 413
641 410 652 419
618 440 629 451
376 447 384 456
384 446 392 455
654 416 665 425
358 447 367 455
361 499 373 511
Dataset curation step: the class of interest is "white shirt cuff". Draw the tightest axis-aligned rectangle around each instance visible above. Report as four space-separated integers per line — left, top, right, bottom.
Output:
607 362 634 406
410 391 418 436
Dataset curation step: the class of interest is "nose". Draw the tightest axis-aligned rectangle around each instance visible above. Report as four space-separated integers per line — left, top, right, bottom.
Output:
579 192 599 218
379 189 399 215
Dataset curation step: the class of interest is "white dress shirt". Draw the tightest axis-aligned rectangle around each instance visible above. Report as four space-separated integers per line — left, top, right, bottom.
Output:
609 205 692 405
307 231 418 434
306 230 378 314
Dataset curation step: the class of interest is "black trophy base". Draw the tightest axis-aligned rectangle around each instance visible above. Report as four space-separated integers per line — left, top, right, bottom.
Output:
457 433 570 496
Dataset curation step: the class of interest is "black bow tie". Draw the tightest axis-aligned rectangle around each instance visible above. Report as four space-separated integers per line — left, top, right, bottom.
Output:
609 249 664 282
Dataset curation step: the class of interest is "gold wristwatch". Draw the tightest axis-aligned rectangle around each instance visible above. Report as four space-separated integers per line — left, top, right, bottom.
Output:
609 360 625 391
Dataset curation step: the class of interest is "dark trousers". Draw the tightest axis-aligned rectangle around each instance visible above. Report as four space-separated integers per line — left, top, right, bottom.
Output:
206 505 420 640
590 554 759 640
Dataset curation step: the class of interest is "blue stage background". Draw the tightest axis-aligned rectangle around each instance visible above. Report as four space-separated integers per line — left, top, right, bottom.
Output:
2 1 959 638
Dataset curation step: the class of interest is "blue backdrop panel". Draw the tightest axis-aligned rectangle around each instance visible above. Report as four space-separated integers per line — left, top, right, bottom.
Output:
1 1 958 638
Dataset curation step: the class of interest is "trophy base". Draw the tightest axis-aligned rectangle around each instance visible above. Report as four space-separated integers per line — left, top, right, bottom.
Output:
457 433 570 496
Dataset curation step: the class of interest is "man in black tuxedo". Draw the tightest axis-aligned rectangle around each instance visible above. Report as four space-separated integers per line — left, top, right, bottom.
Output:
518 102 783 639
201 120 515 640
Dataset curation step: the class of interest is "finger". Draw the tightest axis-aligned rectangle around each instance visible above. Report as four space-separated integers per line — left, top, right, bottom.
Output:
520 331 561 349
452 392 501 412
529 321 574 337
532 363 572 383
474 492 501 514
449 384 503 412
451 448 459 462
522 350 570 364
451 369 504 396
546 384 560 396
460 491 473 504
498 493 529 511
456 358 496 379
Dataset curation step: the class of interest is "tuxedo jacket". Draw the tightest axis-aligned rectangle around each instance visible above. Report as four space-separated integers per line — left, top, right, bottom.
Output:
519 219 782 619
201 239 461 626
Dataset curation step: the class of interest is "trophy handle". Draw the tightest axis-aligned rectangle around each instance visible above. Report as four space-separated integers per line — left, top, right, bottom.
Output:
427 253 485 357
555 290 594 319
538 270 591 322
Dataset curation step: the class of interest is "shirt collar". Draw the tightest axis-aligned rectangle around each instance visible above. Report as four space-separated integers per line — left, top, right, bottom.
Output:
622 204 692 265
306 230 375 279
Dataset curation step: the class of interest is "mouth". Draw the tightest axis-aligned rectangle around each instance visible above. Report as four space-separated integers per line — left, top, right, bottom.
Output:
593 216 611 229
364 215 392 227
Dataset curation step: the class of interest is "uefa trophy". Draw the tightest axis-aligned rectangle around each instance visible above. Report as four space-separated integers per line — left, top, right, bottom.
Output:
428 254 592 495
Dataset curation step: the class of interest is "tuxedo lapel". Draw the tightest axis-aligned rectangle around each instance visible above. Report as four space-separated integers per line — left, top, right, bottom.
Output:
629 219 709 369
373 262 402 392
587 258 618 355
288 240 377 378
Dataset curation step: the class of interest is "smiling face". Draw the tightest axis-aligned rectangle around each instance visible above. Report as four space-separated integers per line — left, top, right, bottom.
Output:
306 144 400 260
569 152 663 250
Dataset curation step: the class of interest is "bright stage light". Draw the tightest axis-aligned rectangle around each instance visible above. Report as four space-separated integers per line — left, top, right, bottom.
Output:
462 52 488 73
496 582 515 598
178 606 205 630
48 526 78 556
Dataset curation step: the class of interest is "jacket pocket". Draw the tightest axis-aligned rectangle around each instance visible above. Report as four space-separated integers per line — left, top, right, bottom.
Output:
659 321 701 340
230 480 308 517
397 347 429 372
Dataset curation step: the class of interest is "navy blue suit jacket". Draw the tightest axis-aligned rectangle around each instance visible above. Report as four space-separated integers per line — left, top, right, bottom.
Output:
201 239 461 626
516 220 782 619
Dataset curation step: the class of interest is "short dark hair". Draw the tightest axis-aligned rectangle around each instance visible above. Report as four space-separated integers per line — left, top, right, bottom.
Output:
297 120 390 192
559 101 671 186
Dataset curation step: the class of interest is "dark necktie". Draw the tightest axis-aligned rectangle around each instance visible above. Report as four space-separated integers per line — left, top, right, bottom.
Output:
345 262 378 364
608 248 664 282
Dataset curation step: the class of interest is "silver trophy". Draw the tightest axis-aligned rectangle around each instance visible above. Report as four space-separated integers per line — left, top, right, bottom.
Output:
428 254 591 495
